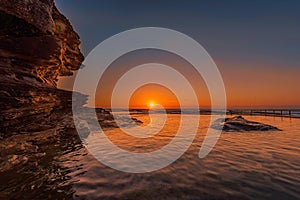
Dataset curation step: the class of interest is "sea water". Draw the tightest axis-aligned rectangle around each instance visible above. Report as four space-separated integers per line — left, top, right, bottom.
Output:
61 114 300 199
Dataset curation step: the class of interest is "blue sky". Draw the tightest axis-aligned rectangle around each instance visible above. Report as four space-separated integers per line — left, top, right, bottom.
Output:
55 0 300 68
55 0 300 107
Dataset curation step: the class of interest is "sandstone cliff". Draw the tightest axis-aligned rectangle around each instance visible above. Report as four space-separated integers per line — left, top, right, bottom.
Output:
0 0 85 136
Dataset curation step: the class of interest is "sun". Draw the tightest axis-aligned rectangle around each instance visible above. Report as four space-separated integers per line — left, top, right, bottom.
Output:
149 102 156 108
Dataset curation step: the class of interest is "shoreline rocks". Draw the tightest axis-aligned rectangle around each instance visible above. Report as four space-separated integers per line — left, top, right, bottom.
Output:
211 116 281 132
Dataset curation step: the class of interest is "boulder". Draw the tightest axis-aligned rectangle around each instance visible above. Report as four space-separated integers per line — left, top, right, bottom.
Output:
211 116 281 132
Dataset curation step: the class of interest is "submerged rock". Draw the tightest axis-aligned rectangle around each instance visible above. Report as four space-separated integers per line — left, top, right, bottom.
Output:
211 116 281 132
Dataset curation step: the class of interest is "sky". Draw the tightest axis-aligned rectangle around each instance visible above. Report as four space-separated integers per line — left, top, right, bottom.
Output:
55 0 300 108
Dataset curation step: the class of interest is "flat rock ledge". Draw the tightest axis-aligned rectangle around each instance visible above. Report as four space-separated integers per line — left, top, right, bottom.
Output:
211 116 281 132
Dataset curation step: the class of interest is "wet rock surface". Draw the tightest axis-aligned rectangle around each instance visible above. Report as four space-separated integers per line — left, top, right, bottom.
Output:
0 120 82 199
212 116 281 132
0 106 143 199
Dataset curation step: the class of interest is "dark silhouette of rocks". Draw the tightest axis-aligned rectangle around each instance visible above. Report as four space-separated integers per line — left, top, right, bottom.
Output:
212 116 281 132
0 0 85 136
0 1 90 197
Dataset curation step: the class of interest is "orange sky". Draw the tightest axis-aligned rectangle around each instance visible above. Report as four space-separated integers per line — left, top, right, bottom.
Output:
55 0 300 109
58 49 300 109
129 84 180 109
220 64 300 108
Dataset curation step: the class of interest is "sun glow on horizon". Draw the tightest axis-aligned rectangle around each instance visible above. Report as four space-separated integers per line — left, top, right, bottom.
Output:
149 102 156 108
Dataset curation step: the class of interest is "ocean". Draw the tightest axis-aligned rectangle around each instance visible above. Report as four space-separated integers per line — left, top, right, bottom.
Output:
60 114 300 199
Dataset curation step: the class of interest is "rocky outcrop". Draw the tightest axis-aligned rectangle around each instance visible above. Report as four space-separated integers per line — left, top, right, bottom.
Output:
211 116 281 132
0 0 85 137
0 2 91 198
0 0 84 85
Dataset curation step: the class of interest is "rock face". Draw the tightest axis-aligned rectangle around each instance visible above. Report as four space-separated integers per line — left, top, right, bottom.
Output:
0 0 85 136
211 116 281 132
